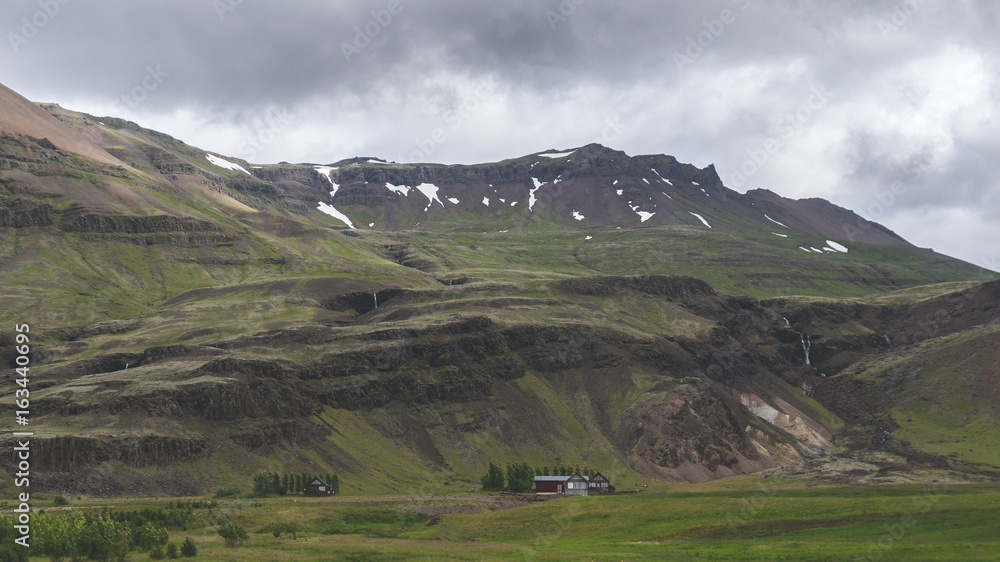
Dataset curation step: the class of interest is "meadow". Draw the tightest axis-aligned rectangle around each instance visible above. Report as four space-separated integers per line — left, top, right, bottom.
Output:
5 478 999 561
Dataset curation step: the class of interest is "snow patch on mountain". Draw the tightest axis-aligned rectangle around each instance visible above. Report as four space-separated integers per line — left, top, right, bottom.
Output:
772 232 788 238
482 196 490 206
572 210 585 221
765 214 789 229
385 182 410 196
447 197 460 205
689 212 712 228
529 178 543 211
539 150 575 158
826 240 849 253
317 202 354 228
315 166 339 195
652 169 673 185
637 211 655 223
414 183 443 210
206 154 251 175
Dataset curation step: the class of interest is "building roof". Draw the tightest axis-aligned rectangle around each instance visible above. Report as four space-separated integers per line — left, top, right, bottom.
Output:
534 474 590 482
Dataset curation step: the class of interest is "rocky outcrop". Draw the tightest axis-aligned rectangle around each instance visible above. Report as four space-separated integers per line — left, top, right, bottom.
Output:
555 274 715 302
58 213 219 234
0 197 54 227
27 435 205 471
616 383 775 482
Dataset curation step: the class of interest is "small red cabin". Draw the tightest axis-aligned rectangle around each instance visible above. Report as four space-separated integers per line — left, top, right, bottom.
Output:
303 477 335 496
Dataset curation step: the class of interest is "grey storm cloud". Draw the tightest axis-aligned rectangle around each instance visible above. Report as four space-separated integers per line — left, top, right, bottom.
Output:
1 0 998 270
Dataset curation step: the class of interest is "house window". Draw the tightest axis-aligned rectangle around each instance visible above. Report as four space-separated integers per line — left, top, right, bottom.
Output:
318 486 325 491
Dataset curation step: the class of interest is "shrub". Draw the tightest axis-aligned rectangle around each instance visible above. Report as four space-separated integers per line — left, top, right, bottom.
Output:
215 486 241 498
479 462 505 491
150 544 165 560
218 522 248 547
134 521 169 551
180 537 198 557
53 495 69 506
166 541 180 559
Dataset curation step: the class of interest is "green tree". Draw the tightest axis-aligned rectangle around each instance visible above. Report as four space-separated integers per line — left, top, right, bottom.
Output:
543 466 550 476
505 462 534 492
479 462 505 491
218 522 248 548
166 541 180 559
329 472 340 494
134 520 169 551
180 537 198 557
281 473 290 495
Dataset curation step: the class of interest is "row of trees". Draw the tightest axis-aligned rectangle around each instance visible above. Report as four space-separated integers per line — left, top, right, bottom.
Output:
252 471 340 496
480 462 603 492
0 511 197 561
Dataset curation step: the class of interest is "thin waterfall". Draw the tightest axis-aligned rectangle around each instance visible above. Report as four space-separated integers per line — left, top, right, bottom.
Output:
783 317 790 326
800 334 811 365
373 292 378 309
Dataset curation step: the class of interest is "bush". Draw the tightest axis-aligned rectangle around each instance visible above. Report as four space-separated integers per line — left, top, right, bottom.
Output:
134 521 169 551
180 537 198 557
253 471 282 496
260 522 301 539
480 462 505 491
214 486 241 498
218 522 248 547
53 495 69 506
150 544 165 560
166 541 180 559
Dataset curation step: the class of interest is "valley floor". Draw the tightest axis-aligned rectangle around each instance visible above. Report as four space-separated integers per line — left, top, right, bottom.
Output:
11 478 1000 561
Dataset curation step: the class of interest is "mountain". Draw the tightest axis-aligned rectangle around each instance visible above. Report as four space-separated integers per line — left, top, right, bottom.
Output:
1 82 997 495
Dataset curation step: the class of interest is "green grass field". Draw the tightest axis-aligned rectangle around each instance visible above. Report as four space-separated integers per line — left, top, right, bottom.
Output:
9 480 1000 560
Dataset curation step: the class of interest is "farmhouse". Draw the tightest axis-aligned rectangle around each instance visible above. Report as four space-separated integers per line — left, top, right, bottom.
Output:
533 472 615 496
303 477 335 496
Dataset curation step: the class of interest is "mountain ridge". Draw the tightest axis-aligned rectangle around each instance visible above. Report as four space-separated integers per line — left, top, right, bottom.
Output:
2 81 998 496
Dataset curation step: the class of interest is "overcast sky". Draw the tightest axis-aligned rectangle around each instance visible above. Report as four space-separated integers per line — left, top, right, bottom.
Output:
2 0 997 271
